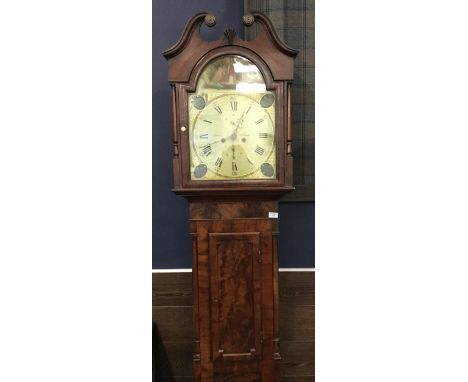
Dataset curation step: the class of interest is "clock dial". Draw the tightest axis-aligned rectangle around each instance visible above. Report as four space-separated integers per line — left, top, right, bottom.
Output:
191 94 274 179
188 55 276 181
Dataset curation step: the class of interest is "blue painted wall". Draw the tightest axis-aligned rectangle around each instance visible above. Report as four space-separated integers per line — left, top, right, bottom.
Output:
153 0 314 269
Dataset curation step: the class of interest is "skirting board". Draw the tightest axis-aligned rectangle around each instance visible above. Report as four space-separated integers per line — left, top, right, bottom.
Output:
153 270 315 380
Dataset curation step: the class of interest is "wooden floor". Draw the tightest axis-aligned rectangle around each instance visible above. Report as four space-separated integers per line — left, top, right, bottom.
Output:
153 271 315 382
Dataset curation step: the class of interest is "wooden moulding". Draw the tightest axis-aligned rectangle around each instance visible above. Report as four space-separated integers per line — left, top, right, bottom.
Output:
163 12 298 83
189 200 278 220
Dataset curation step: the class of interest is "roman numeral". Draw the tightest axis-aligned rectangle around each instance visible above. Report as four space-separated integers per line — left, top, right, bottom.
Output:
214 105 222 114
232 162 238 175
200 134 208 139
202 144 212 156
255 118 264 124
203 119 212 124
215 157 223 167
255 146 265 156
259 133 270 138
230 100 237 111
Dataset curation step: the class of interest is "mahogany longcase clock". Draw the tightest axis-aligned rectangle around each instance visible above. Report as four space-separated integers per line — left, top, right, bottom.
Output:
163 12 298 382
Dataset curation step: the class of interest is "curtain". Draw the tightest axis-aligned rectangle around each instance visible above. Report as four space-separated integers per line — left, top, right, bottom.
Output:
244 0 315 201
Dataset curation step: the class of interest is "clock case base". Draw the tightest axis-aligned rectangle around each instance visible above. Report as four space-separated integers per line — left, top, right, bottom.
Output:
189 196 282 382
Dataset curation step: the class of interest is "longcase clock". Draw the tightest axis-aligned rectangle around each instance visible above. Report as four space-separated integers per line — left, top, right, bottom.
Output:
163 12 298 382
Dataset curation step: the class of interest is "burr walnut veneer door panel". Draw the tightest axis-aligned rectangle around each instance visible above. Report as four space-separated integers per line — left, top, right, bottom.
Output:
192 215 278 381
209 233 263 362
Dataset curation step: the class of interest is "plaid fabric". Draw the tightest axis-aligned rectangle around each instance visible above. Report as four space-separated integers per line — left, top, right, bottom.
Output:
245 0 315 201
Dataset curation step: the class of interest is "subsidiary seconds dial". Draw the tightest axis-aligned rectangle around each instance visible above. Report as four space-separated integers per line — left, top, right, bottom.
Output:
191 94 275 179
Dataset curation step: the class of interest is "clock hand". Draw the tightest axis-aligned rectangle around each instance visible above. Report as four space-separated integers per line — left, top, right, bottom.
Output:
235 112 246 130
209 139 223 145
228 112 246 140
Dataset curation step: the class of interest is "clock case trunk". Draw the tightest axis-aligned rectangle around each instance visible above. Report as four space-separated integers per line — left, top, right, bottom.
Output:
190 197 281 382
163 12 298 382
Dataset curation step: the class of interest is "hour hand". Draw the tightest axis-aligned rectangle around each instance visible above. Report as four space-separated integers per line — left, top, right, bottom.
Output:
237 112 246 124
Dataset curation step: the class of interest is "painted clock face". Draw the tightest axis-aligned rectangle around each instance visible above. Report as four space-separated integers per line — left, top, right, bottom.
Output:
188 55 276 181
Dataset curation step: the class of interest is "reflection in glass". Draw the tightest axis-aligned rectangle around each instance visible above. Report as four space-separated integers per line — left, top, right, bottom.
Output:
197 55 266 92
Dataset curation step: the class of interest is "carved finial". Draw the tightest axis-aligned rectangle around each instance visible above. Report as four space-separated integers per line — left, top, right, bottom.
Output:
224 28 237 45
204 14 216 27
243 14 255 26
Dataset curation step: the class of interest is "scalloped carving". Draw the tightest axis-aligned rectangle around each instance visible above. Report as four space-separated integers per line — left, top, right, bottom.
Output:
224 28 237 45
163 11 298 60
164 11 298 83
162 12 208 59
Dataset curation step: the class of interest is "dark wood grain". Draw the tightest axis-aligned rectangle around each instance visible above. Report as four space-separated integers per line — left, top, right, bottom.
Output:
153 272 315 306
209 233 261 361
280 341 315 377
153 306 193 341
153 273 193 306
280 341 314 362
153 271 315 307
214 373 260 382
280 304 314 341
191 215 278 380
279 272 315 305
190 200 278 220
153 271 314 382
280 359 314 378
